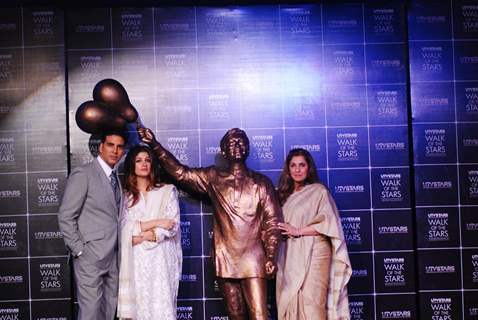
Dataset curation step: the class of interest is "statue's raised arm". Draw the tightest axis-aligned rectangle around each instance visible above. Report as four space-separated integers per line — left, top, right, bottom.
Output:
138 127 210 195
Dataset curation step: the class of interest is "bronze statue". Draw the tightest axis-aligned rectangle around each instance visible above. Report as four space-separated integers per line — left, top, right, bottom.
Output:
138 127 282 320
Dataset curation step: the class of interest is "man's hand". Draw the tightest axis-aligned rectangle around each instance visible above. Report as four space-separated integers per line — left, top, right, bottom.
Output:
138 127 157 146
265 259 277 277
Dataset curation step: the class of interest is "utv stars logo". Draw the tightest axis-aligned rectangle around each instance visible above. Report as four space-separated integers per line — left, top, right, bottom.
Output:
39 263 62 292
0 137 15 164
167 137 189 164
336 133 358 161
430 298 453 319
121 14 143 41
208 94 230 121
376 90 399 118
471 254 478 283
177 306 193 319
0 54 13 81
251 135 274 162
421 47 443 73
36 178 60 207
341 217 361 245
288 8 311 34
379 173 403 202
425 129 446 157
467 170 478 199
464 86 478 114
383 257 406 287
0 308 20 320
0 222 17 251
372 9 395 34
427 213 449 241
349 301 365 320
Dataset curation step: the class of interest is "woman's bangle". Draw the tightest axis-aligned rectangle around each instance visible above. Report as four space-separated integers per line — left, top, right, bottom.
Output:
151 229 157 242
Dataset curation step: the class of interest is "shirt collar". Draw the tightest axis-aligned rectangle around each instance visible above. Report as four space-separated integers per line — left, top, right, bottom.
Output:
97 156 114 179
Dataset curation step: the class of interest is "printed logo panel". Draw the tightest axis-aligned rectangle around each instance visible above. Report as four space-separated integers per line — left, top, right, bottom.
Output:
178 257 203 300
411 82 455 123
329 169 371 210
418 249 461 290
323 3 364 44
414 165 458 206
369 126 409 167
328 127 369 168
348 252 374 294
29 215 68 257
373 210 413 251
409 41 453 82
376 294 417 320
0 216 27 258
419 292 462 320
112 8 153 48
413 123 457 164
0 8 22 47
371 168 410 209
67 8 111 49
30 257 70 299
340 211 372 252
375 252 416 293
364 4 405 43
416 207 460 248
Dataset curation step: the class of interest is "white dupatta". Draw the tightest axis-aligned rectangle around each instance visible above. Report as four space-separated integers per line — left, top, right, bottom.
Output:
117 185 180 319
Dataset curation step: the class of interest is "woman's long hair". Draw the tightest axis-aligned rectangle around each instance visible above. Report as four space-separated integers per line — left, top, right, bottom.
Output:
277 148 319 205
123 145 162 207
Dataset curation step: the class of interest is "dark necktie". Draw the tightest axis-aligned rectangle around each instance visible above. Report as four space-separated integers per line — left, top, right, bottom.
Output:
110 171 121 211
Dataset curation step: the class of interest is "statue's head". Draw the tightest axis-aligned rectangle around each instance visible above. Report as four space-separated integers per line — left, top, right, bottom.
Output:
220 128 250 162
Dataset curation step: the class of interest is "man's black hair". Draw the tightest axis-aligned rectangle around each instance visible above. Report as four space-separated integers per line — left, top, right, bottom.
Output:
99 130 128 144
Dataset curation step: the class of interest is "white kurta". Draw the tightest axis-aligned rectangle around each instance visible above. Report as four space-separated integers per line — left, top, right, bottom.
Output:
118 185 182 320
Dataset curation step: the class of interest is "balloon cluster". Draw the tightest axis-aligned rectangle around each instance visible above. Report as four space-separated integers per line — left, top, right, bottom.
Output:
75 79 139 134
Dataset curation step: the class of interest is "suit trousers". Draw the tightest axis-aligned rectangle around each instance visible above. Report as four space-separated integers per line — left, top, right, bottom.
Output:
73 250 119 320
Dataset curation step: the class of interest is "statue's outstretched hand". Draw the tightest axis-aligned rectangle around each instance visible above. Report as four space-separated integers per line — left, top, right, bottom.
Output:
138 127 156 146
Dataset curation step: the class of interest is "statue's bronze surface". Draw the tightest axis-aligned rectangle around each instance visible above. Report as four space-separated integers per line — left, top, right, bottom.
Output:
138 127 282 320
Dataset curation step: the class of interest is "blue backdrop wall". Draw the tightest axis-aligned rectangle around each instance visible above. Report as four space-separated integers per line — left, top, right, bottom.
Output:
0 1 477 319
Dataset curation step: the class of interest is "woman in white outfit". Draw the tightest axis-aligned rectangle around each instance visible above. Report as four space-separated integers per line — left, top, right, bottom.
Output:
117 145 182 320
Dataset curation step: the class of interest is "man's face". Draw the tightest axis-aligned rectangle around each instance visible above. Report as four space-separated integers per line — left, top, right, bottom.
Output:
99 135 125 168
222 134 249 162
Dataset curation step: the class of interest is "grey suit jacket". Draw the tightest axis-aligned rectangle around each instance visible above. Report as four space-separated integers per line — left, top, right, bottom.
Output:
58 158 121 267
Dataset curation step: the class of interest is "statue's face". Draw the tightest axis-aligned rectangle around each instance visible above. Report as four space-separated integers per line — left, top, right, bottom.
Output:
222 133 249 162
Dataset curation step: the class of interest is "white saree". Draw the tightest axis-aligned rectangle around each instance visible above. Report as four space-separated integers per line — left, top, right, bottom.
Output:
276 183 352 320
117 185 182 320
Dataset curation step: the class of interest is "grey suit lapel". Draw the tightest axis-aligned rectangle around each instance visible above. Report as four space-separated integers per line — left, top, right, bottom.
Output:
92 159 118 214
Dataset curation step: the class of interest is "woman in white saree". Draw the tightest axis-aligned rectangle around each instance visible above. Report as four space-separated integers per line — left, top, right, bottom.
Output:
276 148 351 320
117 145 182 320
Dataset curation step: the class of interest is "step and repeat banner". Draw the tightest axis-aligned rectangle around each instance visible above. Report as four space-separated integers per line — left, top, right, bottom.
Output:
0 1 477 319
408 2 478 319
67 3 413 319
0 7 71 320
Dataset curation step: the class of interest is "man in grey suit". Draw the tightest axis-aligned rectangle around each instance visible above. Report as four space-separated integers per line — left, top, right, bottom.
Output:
58 131 127 320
